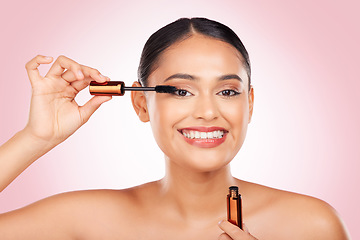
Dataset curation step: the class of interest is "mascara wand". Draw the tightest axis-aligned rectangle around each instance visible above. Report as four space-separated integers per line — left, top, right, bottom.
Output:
89 81 177 96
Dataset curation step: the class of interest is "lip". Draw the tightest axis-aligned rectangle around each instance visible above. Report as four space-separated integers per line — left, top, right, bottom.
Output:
179 126 228 132
178 126 228 148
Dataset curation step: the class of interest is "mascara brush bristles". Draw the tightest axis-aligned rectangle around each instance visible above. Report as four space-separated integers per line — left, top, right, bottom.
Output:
154 85 177 93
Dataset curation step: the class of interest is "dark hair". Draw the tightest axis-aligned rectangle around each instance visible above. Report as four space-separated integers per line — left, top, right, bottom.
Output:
138 17 251 90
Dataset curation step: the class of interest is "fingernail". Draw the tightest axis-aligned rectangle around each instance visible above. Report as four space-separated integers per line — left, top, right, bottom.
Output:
45 56 52 60
100 74 110 81
218 220 224 225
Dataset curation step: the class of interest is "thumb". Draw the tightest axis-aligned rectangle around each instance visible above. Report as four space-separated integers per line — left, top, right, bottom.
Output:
79 95 112 124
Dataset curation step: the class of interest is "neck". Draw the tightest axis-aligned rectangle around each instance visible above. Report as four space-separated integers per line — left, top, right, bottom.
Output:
159 156 237 222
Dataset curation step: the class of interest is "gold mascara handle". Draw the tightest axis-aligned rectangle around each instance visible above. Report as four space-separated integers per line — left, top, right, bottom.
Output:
89 81 125 96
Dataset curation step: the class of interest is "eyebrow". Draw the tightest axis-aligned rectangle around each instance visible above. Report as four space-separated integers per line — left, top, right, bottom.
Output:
164 73 243 82
218 74 243 82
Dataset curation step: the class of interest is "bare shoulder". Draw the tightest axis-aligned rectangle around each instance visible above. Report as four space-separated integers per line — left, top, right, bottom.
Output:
0 181 158 240
238 180 350 240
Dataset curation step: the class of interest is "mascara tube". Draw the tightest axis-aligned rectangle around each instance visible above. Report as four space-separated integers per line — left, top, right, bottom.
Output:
227 186 242 229
89 81 177 96
89 81 125 96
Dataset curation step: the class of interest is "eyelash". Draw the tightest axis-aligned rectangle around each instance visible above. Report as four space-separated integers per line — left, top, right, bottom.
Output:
217 89 241 97
172 89 193 97
171 89 241 97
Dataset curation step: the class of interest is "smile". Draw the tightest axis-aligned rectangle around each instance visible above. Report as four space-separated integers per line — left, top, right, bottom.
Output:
178 127 228 148
181 130 225 139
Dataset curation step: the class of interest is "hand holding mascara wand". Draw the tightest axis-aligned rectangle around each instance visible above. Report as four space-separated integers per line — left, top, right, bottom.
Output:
89 81 177 96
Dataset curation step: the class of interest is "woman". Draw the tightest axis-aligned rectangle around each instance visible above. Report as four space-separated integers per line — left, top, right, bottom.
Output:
0 18 349 239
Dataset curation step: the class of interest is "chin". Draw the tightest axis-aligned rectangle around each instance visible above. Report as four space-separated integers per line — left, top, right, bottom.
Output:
171 151 234 173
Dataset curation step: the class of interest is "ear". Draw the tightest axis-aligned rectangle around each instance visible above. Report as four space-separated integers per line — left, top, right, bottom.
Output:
248 86 254 123
131 81 150 122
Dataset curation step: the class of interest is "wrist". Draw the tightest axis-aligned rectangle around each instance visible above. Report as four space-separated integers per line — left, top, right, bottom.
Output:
18 128 56 156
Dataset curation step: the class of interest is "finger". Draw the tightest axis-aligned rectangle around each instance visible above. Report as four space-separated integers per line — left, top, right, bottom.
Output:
218 220 244 240
70 76 107 92
62 67 110 92
80 65 109 83
46 55 84 81
78 95 112 124
61 70 87 92
218 232 233 240
61 69 77 82
25 55 53 85
70 79 91 93
219 221 259 240
62 65 109 83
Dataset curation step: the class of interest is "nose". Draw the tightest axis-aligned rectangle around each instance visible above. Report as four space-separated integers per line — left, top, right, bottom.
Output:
192 93 220 121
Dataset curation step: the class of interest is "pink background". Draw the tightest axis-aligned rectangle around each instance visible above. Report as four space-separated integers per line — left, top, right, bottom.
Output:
0 0 359 238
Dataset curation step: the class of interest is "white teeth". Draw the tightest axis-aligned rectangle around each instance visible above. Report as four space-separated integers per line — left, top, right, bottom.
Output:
200 132 207 139
195 131 200 139
182 130 225 139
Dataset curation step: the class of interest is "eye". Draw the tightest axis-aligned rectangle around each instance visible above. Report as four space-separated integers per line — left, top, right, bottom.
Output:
173 89 192 97
217 89 241 97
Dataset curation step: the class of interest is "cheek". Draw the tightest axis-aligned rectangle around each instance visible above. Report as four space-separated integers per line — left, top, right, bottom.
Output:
149 97 190 137
221 98 248 121
220 99 249 141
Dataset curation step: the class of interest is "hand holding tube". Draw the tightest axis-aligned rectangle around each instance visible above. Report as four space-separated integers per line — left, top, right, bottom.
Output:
25 55 112 148
218 220 258 240
216 186 258 239
0 55 112 192
227 186 242 229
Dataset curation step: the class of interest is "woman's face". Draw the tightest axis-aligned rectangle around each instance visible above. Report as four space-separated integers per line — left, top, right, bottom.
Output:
133 34 254 172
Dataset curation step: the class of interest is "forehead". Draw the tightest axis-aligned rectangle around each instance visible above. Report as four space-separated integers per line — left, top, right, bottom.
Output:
149 34 248 84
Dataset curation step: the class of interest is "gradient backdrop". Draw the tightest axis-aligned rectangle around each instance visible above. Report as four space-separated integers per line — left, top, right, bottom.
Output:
0 0 359 238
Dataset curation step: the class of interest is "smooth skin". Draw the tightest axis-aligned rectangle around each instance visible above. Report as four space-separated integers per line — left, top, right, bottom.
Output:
0 35 350 239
